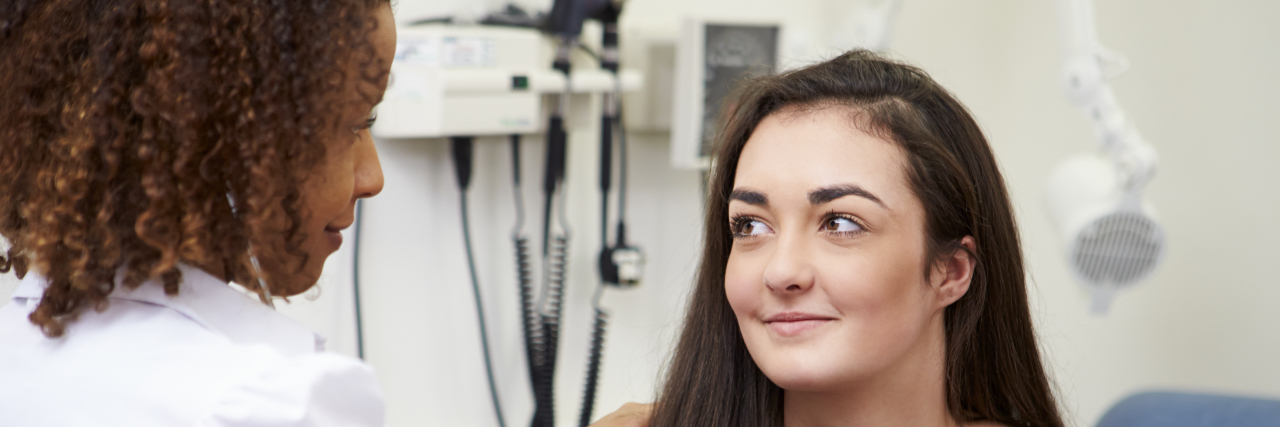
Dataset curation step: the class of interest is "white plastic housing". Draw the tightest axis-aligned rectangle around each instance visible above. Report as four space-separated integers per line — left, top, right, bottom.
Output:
1047 153 1166 314
372 25 643 139
374 25 543 138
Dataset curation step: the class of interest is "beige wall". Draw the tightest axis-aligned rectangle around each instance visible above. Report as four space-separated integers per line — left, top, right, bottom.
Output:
887 0 1280 425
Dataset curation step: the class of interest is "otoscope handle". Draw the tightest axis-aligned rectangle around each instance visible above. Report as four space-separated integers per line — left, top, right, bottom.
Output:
599 116 613 192
544 117 567 195
598 3 620 73
450 136 474 191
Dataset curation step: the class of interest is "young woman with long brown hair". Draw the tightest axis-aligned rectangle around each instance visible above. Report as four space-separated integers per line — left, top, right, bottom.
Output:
0 0 394 424
597 50 1065 427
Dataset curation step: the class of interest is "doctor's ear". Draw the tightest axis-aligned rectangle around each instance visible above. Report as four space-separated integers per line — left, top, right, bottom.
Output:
931 235 977 308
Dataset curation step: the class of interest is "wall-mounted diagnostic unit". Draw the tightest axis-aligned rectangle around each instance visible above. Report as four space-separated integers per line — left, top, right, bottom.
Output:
671 19 780 169
367 11 646 427
374 25 641 139
375 25 542 138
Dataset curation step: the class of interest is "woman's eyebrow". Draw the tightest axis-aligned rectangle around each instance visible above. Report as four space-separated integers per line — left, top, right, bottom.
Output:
809 184 888 210
729 188 768 206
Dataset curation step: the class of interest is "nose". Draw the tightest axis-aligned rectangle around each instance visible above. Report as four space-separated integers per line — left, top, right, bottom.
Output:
761 233 816 294
353 131 384 200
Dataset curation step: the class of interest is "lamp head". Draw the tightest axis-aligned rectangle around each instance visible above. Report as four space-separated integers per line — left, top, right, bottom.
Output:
1048 153 1166 314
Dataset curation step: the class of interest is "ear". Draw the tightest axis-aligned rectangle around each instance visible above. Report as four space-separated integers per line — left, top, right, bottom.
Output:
931 236 977 308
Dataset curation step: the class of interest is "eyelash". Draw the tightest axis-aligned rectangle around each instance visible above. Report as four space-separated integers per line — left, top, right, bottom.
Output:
729 214 765 240
820 210 869 237
350 112 378 134
728 211 869 239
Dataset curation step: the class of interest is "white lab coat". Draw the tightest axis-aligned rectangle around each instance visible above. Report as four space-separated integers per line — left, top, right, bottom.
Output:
0 264 385 427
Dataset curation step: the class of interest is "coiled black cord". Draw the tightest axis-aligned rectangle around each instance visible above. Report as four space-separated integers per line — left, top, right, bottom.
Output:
510 135 539 386
515 130 565 427
533 233 568 427
514 236 540 381
580 14 625 422
577 307 608 427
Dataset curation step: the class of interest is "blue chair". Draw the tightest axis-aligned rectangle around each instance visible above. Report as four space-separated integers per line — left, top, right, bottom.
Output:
1097 391 1280 427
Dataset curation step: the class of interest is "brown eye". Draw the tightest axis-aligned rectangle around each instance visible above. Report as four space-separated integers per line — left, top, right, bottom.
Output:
822 216 862 233
731 217 772 238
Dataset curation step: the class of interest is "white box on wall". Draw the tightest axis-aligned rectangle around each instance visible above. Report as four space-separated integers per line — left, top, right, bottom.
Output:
670 18 780 170
373 25 545 139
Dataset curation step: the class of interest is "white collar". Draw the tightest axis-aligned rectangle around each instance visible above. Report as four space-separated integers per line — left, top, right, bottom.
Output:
12 263 323 357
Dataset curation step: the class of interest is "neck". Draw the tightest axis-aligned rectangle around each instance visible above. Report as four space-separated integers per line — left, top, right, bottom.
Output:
782 314 955 427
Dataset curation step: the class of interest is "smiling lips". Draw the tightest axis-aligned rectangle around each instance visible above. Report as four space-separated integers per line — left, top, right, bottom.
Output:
764 312 836 337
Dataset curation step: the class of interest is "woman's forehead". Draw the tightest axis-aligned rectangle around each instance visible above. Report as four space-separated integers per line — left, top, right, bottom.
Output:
733 107 912 207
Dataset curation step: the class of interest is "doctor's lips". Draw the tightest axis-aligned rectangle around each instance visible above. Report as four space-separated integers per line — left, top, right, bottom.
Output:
324 223 350 249
764 312 836 337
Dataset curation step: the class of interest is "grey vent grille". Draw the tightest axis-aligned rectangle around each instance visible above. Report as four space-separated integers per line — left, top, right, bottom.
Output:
1071 212 1163 286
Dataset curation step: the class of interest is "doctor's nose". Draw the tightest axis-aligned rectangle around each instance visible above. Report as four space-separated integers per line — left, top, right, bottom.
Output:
353 130 384 200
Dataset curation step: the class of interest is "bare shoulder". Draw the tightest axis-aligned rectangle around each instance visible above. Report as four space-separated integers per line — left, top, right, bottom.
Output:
590 402 654 427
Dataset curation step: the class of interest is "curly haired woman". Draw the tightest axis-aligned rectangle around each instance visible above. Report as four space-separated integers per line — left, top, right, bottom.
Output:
0 0 395 425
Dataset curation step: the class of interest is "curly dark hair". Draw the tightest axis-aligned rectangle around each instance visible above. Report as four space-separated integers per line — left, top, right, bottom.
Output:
0 0 389 337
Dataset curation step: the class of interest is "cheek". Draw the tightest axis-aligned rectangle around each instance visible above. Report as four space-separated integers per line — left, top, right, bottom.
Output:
828 255 919 307
305 156 356 220
318 174 352 213
724 249 763 318
822 248 933 345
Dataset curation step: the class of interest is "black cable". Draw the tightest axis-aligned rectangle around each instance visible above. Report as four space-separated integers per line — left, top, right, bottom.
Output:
580 9 624 424
533 139 565 427
600 114 613 249
452 137 507 427
578 44 601 62
352 199 366 360
581 86 616 427
461 192 507 427
542 116 567 256
510 134 523 188
535 232 568 427
616 112 629 227
577 308 608 427
511 133 553 427
511 134 540 390
532 42 574 427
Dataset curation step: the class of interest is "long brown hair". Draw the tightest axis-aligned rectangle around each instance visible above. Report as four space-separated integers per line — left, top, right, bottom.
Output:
651 50 1064 427
0 0 387 337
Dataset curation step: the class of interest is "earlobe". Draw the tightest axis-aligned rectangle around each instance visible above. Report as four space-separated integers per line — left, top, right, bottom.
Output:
933 236 977 307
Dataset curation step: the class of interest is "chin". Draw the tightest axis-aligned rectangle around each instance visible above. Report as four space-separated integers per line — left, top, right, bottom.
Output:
275 278 319 297
273 264 324 297
749 346 850 392
275 243 332 296
759 362 846 392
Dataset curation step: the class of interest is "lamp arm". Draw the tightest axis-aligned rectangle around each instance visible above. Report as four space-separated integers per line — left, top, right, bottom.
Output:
1056 0 1157 200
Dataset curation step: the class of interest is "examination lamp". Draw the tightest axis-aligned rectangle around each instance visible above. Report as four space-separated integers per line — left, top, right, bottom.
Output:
1049 0 1165 314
